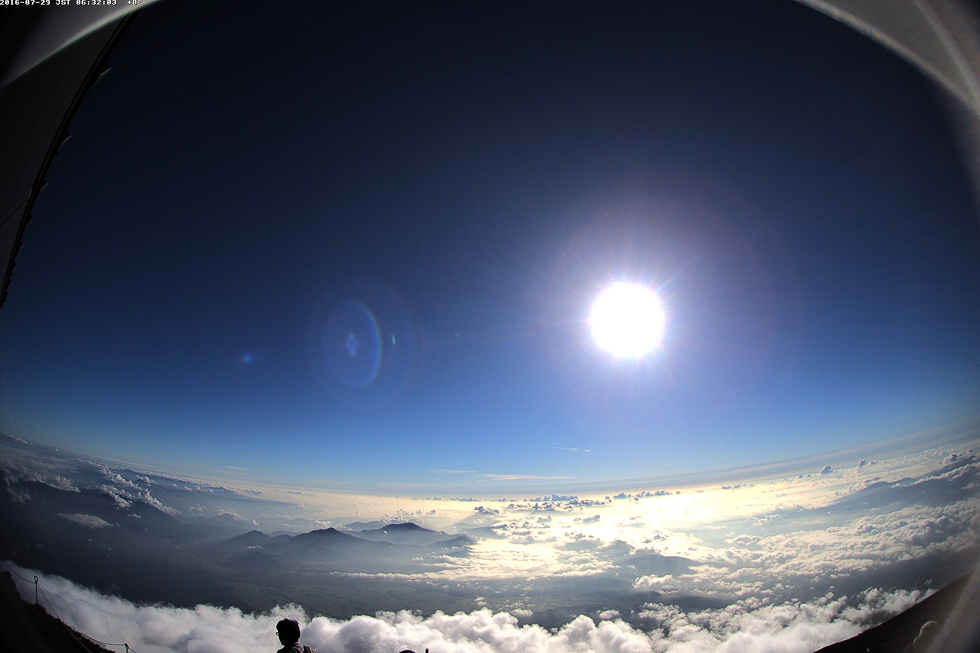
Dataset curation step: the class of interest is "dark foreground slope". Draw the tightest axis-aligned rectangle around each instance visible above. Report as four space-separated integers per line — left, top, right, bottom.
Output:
815 574 970 653
0 571 115 653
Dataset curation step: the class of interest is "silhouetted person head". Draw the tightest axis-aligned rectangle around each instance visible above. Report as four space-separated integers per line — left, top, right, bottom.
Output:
276 619 301 647
912 621 941 652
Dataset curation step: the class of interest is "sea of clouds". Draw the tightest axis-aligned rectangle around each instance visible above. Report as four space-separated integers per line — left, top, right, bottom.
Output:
4 435 980 652
7 562 924 653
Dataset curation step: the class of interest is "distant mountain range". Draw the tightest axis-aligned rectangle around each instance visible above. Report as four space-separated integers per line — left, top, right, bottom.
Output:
217 523 474 574
347 521 474 547
0 476 475 607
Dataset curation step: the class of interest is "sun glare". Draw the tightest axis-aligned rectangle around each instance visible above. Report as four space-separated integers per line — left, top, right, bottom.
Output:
588 282 665 359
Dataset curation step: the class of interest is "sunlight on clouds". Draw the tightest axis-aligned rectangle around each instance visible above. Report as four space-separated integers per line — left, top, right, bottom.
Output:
378 448 980 591
287 449 980 591
3 433 978 649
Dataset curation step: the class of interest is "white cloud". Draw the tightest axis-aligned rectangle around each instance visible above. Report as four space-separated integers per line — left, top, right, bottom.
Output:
1 456 80 494
475 506 500 515
101 485 133 509
4 563 926 653
4 471 30 503
96 464 141 490
136 489 179 515
634 575 673 590
3 435 978 647
58 513 113 529
97 481 179 516
633 498 980 599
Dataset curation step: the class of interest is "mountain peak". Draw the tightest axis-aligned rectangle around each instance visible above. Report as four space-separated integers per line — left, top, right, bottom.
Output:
305 527 347 537
222 529 274 547
381 522 429 532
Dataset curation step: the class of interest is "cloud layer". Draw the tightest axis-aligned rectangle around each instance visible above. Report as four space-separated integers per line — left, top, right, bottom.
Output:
3 433 979 646
7 564 926 653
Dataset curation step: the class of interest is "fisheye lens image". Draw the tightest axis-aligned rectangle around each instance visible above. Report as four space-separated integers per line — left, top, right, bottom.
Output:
2 1 980 652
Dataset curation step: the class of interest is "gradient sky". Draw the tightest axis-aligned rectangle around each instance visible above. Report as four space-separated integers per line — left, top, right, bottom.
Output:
1 0 979 491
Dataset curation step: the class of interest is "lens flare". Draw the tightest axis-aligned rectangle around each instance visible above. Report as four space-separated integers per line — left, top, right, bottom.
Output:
588 282 665 359
324 300 382 387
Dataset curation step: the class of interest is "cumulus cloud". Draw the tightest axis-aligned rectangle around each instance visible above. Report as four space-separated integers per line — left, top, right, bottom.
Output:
1 456 80 494
101 485 133 509
96 464 141 490
4 471 30 503
1 437 301 529
97 481 179 516
135 489 179 515
421 454 980 590
5 563 927 653
633 497 980 599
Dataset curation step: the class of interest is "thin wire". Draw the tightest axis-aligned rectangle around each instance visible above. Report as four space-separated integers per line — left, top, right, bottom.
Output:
84 632 132 648
3 562 139 652
37 583 100 653
1 560 35 583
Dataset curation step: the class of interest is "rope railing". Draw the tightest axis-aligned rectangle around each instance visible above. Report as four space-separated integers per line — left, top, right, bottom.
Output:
3 562 35 585
4 561 416 653
2 561 137 653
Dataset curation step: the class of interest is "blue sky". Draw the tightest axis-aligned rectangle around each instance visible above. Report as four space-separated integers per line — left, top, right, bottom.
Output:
1 0 979 490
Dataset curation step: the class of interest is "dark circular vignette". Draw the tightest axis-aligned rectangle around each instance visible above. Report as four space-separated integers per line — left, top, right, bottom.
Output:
1 1 980 652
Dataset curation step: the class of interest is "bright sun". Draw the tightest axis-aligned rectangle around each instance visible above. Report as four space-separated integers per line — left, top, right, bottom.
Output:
588 282 666 359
